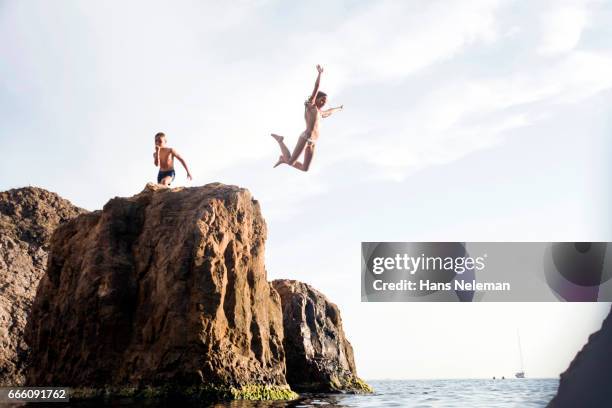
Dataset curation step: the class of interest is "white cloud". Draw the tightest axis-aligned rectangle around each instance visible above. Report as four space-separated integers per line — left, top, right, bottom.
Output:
538 3 589 55
318 49 612 182
306 0 502 83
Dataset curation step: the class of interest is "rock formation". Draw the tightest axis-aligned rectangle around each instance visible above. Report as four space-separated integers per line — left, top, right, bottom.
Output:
25 183 295 399
548 306 612 408
272 279 372 393
0 187 84 386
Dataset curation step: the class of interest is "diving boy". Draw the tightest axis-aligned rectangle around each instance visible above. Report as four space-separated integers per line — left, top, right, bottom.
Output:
271 64 343 172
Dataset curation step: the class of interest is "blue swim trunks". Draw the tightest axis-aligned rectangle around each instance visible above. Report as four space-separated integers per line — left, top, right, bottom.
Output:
157 169 176 184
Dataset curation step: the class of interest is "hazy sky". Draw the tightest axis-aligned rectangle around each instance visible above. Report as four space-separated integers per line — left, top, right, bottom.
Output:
1 0 611 379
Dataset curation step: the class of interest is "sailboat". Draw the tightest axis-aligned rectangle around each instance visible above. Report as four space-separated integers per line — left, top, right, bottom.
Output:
515 329 526 378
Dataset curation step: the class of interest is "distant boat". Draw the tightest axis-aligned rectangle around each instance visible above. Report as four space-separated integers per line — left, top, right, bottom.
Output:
515 329 526 378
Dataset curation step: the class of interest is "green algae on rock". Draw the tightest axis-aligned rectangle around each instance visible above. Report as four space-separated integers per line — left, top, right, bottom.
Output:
69 383 298 401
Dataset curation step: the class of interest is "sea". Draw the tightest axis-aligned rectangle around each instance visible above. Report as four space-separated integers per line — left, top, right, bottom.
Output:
22 379 559 408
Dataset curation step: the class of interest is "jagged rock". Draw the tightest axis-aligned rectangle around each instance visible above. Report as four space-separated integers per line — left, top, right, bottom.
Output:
25 183 295 399
0 187 85 386
548 306 612 408
271 279 372 393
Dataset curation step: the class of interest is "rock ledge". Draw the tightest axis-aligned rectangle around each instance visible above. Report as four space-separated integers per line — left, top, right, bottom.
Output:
272 279 372 394
548 306 612 407
0 187 84 386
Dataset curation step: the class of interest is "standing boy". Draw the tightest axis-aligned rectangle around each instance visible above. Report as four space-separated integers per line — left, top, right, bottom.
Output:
153 132 193 186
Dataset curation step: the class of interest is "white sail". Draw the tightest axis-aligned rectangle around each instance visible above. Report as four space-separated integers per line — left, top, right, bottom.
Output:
515 329 526 378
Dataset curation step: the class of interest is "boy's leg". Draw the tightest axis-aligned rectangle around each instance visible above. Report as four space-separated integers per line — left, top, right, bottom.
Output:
292 144 314 172
287 137 308 165
160 176 173 186
271 134 291 160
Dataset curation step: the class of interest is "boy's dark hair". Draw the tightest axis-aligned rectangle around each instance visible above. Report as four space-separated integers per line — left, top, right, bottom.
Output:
316 91 327 99
154 132 165 140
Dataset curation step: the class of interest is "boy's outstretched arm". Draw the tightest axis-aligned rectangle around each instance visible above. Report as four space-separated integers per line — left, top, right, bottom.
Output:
322 105 343 118
308 64 324 105
172 149 193 180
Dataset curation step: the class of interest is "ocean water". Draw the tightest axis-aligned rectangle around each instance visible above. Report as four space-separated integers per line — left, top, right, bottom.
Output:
206 379 558 408
298 379 560 408
25 379 558 407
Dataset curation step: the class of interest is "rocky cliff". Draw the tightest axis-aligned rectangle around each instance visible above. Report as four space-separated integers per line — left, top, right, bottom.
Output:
25 183 296 399
0 187 84 386
548 306 612 408
19 183 371 400
272 279 372 393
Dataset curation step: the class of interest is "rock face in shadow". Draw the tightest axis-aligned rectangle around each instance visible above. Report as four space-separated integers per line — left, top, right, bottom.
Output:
548 306 612 407
25 184 292 398
0 187 84 386
271 279 372 393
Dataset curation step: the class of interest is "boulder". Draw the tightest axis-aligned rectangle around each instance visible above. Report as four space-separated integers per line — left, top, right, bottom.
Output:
271 279 372 393
548 306 612 407
25 183 295 400
0 187 84 386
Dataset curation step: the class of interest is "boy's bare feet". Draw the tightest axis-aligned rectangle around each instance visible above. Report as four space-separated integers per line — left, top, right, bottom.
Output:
273 155 285 168
271 133 284 143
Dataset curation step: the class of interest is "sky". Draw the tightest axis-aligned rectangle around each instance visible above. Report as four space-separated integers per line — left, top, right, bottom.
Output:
1 0 611 379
